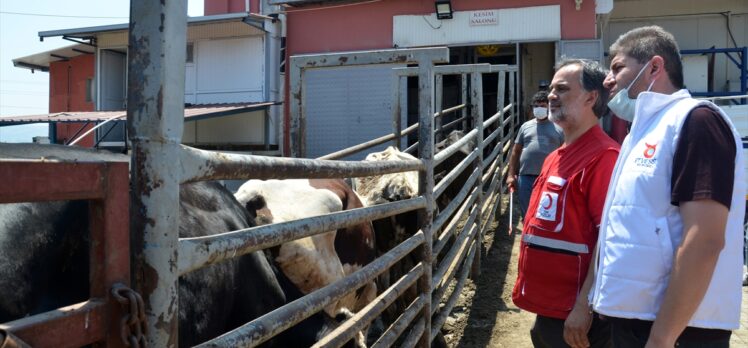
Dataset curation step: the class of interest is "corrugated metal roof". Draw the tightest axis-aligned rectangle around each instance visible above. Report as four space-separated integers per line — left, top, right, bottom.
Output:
12 44 94 72
38 13 266 40
0 102 277 126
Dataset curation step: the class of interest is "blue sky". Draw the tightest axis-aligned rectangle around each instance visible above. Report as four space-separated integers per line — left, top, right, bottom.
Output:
0 0 204 141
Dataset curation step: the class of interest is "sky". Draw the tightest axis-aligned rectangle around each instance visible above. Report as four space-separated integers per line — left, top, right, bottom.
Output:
0 0 204 142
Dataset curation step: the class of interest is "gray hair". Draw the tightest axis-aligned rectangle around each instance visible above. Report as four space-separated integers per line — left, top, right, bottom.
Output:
555 58 610 118
609 25 684 89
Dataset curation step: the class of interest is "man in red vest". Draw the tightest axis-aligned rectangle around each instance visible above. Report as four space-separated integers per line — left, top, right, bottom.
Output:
512 59 620 348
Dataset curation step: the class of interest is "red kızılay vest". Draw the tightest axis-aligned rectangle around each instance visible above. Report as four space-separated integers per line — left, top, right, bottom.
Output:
512 125 619 319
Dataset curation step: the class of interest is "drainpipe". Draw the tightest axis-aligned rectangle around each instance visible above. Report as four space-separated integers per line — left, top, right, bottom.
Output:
128 0 187 346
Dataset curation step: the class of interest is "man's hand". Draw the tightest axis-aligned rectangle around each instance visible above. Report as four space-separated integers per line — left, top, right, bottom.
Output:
563 301 593 348
506 174 518 192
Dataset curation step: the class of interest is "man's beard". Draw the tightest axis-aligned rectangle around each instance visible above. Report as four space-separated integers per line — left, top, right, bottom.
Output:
548 105 566 123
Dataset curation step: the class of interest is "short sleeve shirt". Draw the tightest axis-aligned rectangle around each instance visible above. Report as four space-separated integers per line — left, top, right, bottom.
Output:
514 119 565 176
671 106 736 209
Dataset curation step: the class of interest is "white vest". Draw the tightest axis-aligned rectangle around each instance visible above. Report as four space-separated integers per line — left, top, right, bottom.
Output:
591 89 746 330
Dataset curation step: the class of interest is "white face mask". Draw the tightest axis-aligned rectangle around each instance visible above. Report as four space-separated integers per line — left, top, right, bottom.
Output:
533 107 548 119
607 61 656 122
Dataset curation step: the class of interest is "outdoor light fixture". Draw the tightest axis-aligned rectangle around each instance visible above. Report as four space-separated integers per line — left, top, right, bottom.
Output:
435 0 453 20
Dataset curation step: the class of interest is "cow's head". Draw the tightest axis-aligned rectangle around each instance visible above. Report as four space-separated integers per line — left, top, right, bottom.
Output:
353 147 419 206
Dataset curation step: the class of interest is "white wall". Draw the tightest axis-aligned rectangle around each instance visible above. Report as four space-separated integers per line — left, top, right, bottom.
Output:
185 36 265 104
605 0 747 94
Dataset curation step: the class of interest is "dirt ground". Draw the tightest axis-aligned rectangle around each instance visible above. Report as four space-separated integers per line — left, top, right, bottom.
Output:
440 194 748 348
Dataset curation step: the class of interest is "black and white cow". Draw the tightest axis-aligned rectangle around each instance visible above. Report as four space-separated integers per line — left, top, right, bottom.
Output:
0 144 360 348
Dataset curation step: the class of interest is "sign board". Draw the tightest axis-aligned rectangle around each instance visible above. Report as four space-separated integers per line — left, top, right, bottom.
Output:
469 10 498 26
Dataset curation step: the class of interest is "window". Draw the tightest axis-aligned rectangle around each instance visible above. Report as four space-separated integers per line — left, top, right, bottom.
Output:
186 43 194 64
85 78 93 103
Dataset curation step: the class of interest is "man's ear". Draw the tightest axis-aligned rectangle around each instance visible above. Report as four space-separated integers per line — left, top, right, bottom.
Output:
649 55 665 79
585 89 599 108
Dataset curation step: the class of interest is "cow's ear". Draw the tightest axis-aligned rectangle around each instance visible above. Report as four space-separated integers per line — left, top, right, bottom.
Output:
245 196 266 217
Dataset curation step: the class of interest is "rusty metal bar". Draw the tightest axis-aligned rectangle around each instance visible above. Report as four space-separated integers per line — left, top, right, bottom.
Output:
1 300 107 348
178 197 426 276
440 115 467 134
128 0 187 346
0 161 106 203
392 74 403 149
312 263 424 348
401 317 426 348
195 231 425 348
180 145 424 183
433 220 478 291
461 73 468 131
415 59 436 348
470 70 485 282
431 241 476 340
433 128 478 167
434 74 443 143
432 208 478 308
434 149 478 199
434 189 479 258
370 295 426 348
289 48 449 157
317 132 398 160
432 169 480 233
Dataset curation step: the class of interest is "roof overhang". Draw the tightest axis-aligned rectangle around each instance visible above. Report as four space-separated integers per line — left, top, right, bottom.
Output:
12 44 94 72
0 102 279 127
38 12 271 44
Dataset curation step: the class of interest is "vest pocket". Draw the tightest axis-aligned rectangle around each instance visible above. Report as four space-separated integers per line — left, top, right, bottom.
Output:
529 176 568 233
518 244 580 312
655 217 674 272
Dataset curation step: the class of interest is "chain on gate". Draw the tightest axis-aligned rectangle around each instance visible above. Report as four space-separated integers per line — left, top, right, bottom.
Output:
112 284 148 348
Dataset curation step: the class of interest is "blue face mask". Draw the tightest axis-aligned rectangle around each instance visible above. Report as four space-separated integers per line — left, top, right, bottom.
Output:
607 61 656 122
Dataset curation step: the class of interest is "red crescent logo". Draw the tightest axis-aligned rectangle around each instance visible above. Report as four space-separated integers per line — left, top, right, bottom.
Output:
542 193 553 209
643 143 657 159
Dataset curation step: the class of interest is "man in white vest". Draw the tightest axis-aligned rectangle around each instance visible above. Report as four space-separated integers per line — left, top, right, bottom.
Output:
591 26 746 347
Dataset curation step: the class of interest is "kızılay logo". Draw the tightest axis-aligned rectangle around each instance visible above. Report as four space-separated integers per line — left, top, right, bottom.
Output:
643 143 657 159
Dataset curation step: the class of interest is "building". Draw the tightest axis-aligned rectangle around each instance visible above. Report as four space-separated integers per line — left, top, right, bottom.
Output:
5 2 283 155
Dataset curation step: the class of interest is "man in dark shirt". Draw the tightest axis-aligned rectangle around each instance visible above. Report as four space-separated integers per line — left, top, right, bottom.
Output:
591 25 744 348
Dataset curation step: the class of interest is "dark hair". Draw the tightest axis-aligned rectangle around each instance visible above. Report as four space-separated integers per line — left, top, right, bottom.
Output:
555 58 610 118
531 90 549 105
609 25 684 89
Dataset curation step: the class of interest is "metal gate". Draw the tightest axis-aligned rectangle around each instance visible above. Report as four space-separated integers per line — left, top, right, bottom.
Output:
0 2 519 346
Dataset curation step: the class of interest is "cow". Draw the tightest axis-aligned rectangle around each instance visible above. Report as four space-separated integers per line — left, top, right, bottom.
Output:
0 144 362 348
234 179 378 319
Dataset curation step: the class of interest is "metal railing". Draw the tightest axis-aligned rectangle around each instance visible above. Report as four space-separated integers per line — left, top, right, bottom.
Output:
0 160 130 348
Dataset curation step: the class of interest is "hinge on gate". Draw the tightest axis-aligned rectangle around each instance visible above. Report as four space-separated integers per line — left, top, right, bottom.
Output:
111 284 148 348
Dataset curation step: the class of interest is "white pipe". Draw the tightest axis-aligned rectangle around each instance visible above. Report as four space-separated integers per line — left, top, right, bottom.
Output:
68 114 127 146
246 0 250 13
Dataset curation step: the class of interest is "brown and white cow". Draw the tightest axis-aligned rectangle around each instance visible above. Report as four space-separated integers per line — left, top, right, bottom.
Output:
234 179 377 318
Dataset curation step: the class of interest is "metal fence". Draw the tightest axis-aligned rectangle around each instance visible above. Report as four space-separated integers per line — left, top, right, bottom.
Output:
1 2 520 347
0 160 130 347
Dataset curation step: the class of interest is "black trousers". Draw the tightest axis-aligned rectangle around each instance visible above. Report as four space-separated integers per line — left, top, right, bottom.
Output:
531 314 612 348
608 318 731 348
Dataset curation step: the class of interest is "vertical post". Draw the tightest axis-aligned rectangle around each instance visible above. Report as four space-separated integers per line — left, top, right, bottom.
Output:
461 73 468 131
497 70 507 201
90 162 130 347
289 60 304 157
742 47 747 105
434 74 443 143
128 1 187 347
392 73 402 149
470 71 484 278
416 61 435 347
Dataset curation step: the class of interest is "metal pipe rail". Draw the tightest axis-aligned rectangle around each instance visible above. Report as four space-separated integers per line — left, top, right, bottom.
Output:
180 145 424 183
434 189 480 258
432 220 479 292
433 128 478 167
440 115 468 134
431 208 478 309
432 169 481 233
179 197 426 276
311 263 424 348
431 241 477 340
434 149 479 199
195 231 426 348
371 295 426 348
401 317 426 348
